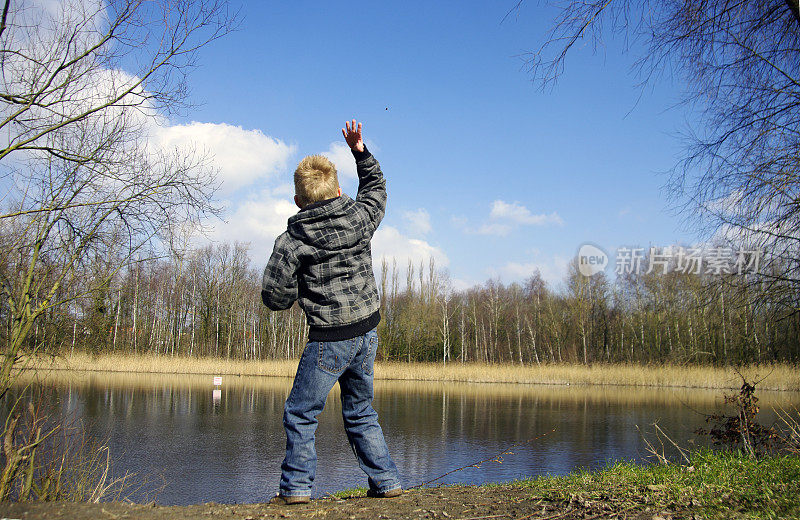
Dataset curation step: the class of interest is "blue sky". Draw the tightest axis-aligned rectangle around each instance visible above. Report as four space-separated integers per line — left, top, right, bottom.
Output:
165 1 699 290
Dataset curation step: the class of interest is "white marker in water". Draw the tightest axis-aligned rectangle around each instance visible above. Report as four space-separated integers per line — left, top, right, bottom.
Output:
213 377 222 403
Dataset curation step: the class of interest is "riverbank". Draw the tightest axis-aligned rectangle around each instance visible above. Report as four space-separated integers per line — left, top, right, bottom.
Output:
26 352 800 390
2 451 798 520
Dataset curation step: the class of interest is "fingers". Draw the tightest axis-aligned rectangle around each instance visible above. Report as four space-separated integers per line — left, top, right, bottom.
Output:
342 119 362 139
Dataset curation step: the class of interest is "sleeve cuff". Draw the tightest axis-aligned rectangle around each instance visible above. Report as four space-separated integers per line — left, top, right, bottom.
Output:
351 145 371 162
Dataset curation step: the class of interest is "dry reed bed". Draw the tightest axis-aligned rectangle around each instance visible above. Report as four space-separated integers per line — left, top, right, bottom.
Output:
24 352 800 391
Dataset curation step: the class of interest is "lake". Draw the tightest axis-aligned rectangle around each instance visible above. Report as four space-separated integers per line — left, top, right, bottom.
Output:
8 370 800 505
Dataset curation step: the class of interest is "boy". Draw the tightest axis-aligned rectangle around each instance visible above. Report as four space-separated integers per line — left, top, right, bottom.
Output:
261 120 402 504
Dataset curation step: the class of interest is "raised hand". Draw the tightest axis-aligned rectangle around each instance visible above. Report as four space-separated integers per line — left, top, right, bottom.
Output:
342 119 365 153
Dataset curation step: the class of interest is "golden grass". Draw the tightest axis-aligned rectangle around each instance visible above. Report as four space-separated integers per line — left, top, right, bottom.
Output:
377 361 800 391
24 351 800 391
30 351 299 379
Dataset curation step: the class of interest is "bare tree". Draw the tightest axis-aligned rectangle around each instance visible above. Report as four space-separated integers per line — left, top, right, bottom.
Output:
520 0 800 314
0 0 236 396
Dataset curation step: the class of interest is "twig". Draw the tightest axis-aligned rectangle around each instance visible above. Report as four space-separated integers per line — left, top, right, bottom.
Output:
529 507 572 520
411 429 556 489
733 365 774 388
652 422 691 464
637 424 668 465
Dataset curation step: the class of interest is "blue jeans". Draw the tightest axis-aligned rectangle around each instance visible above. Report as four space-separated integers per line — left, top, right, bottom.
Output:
279 327 401 497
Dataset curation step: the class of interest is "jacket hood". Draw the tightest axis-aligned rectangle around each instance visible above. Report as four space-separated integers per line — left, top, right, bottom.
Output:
287 194 364 250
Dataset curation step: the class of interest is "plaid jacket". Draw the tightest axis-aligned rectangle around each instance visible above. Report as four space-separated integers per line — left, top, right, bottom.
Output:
261 148 386 341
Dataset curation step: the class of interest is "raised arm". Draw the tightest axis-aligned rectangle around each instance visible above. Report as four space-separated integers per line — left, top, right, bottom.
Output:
342 119 386 232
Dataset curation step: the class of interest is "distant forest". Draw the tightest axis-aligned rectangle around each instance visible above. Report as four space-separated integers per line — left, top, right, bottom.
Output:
9 241 798 366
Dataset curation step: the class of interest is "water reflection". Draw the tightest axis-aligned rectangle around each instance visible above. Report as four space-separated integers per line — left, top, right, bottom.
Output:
5 371 799 505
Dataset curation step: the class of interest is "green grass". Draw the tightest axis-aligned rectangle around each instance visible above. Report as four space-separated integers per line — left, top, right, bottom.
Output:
510 450 800 520
325 452 800 518
327 486 367 499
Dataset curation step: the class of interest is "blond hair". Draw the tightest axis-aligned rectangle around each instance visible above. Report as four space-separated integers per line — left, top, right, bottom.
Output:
294 155 340 207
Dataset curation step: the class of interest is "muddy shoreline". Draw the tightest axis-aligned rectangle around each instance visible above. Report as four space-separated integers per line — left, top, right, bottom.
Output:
0 486 671 520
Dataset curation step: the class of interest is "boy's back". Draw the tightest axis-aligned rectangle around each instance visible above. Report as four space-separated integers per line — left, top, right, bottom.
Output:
261 120 402 503
261 143 386 340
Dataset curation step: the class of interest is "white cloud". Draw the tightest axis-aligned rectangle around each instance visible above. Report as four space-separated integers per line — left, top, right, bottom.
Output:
155 122 295 195
490 200 564 226
17 1 107 55
272 182 295 198
402 208 432 235
372 225 449 270
323 142 358 183
702 189 747 217
457 200 564 237
450 277 481 292
472 223 513 236
452 214 511 236
489 255 570 287
450 215 468 227
208 188 298 264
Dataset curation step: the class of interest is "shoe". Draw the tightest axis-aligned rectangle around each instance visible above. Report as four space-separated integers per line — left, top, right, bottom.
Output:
367 487 403 498
269 494 311 505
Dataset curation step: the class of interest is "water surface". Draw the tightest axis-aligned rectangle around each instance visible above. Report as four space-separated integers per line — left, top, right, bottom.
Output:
9 371 800 505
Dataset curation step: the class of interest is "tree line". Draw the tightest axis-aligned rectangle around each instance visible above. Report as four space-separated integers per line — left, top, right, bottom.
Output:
4 241 797 366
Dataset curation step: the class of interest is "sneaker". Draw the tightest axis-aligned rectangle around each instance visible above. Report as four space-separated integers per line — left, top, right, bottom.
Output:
366 487 403 498
269 494 311 505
